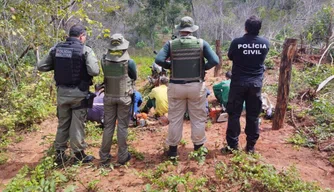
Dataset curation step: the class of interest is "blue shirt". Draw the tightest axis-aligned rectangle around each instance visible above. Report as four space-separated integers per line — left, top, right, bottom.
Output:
133 90 142 114
155 36 219 84
228 34 270 87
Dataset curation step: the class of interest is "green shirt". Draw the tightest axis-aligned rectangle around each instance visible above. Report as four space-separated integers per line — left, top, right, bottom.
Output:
213 79 231 107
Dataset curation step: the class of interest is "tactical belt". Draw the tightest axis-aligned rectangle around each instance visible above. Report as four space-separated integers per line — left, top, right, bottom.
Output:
169 79 203 84
58 85 78 88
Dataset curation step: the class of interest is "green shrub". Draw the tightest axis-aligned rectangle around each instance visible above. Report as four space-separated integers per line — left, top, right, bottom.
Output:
4 150 68 192
215 152 324 191
135 41 147 49
132 56 154 82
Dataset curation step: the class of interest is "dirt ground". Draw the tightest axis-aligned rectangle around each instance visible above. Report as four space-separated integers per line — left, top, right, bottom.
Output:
0 66 333 191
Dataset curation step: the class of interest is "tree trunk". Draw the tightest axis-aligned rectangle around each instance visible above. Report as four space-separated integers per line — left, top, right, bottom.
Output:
272 38 298 130
214 40 222 77
189 0 200 37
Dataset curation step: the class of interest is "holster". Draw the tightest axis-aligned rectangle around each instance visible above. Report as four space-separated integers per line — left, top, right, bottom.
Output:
130 92 136 121
72 92 96 110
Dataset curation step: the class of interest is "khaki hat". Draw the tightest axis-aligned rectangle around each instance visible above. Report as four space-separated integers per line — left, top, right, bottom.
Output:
108 33 129 50
175 16 199 33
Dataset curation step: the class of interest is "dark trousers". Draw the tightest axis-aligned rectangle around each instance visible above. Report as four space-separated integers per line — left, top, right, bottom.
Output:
141 98 156 113
226 86 262 148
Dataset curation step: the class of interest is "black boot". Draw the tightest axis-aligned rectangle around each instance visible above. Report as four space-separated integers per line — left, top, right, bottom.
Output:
167 146 177 158
119 153 132 165
194 144 208 156
54 150 69 166
245 144 255 154
221 145 238 154
194 144 203 151
74 151 95 164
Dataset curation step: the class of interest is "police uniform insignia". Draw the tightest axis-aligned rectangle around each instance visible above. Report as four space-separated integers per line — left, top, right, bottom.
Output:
55 47 73 58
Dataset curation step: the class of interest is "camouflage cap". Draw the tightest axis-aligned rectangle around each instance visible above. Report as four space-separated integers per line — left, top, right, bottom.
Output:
69 24 86 37
108 33 129 51
175 16 199 33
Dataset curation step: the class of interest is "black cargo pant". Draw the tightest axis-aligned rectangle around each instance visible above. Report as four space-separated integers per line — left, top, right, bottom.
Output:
226 86 262 149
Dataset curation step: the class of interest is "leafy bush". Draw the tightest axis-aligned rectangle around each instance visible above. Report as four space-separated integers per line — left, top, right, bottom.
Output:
0 65 56 150
289 64 334 147
132 56 155 82
135 41 148 49
4 150 68 192
140 161 208 191
215 152 325 191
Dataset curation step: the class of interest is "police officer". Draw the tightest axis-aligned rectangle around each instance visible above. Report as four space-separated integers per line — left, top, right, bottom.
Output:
99 34 137 166
222 16 270 154
37 24 99 164
155 16 219 157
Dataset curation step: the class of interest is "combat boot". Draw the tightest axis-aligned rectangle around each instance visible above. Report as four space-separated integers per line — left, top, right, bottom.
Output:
245 144 255 154
119 153 131 165
167 146 177 158
221 146 238 154
74 151 95 164
54 150 69 166
194 144 208 155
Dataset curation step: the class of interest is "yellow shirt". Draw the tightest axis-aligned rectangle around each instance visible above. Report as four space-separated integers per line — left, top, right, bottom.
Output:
149 85 168 116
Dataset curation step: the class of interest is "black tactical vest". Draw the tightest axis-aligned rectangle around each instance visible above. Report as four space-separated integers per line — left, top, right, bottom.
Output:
52 37 92 90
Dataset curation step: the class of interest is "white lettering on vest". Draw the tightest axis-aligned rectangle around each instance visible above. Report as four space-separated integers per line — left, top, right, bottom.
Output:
243 50 262 55
238 43 266 55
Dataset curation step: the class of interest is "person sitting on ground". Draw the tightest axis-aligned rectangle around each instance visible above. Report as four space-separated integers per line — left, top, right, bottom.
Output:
213 71 272 116
87 85 142 126
213 71 232 109
87 84 105 125
133 90 143 116
141 76 168 117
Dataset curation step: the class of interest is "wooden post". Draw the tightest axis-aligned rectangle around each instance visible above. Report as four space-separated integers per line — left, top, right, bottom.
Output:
214 40 222 77
272 38 298 130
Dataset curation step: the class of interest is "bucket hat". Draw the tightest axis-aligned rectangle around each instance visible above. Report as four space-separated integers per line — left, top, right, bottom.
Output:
175 16 199 33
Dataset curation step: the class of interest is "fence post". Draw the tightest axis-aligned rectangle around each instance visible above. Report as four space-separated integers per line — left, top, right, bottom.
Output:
272 38 298 130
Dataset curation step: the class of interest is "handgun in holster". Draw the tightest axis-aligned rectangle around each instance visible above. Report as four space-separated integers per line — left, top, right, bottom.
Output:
72 92 96 110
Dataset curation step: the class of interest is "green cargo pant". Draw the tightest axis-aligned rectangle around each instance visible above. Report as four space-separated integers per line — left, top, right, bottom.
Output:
99 96 132 163
55 87 88 153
